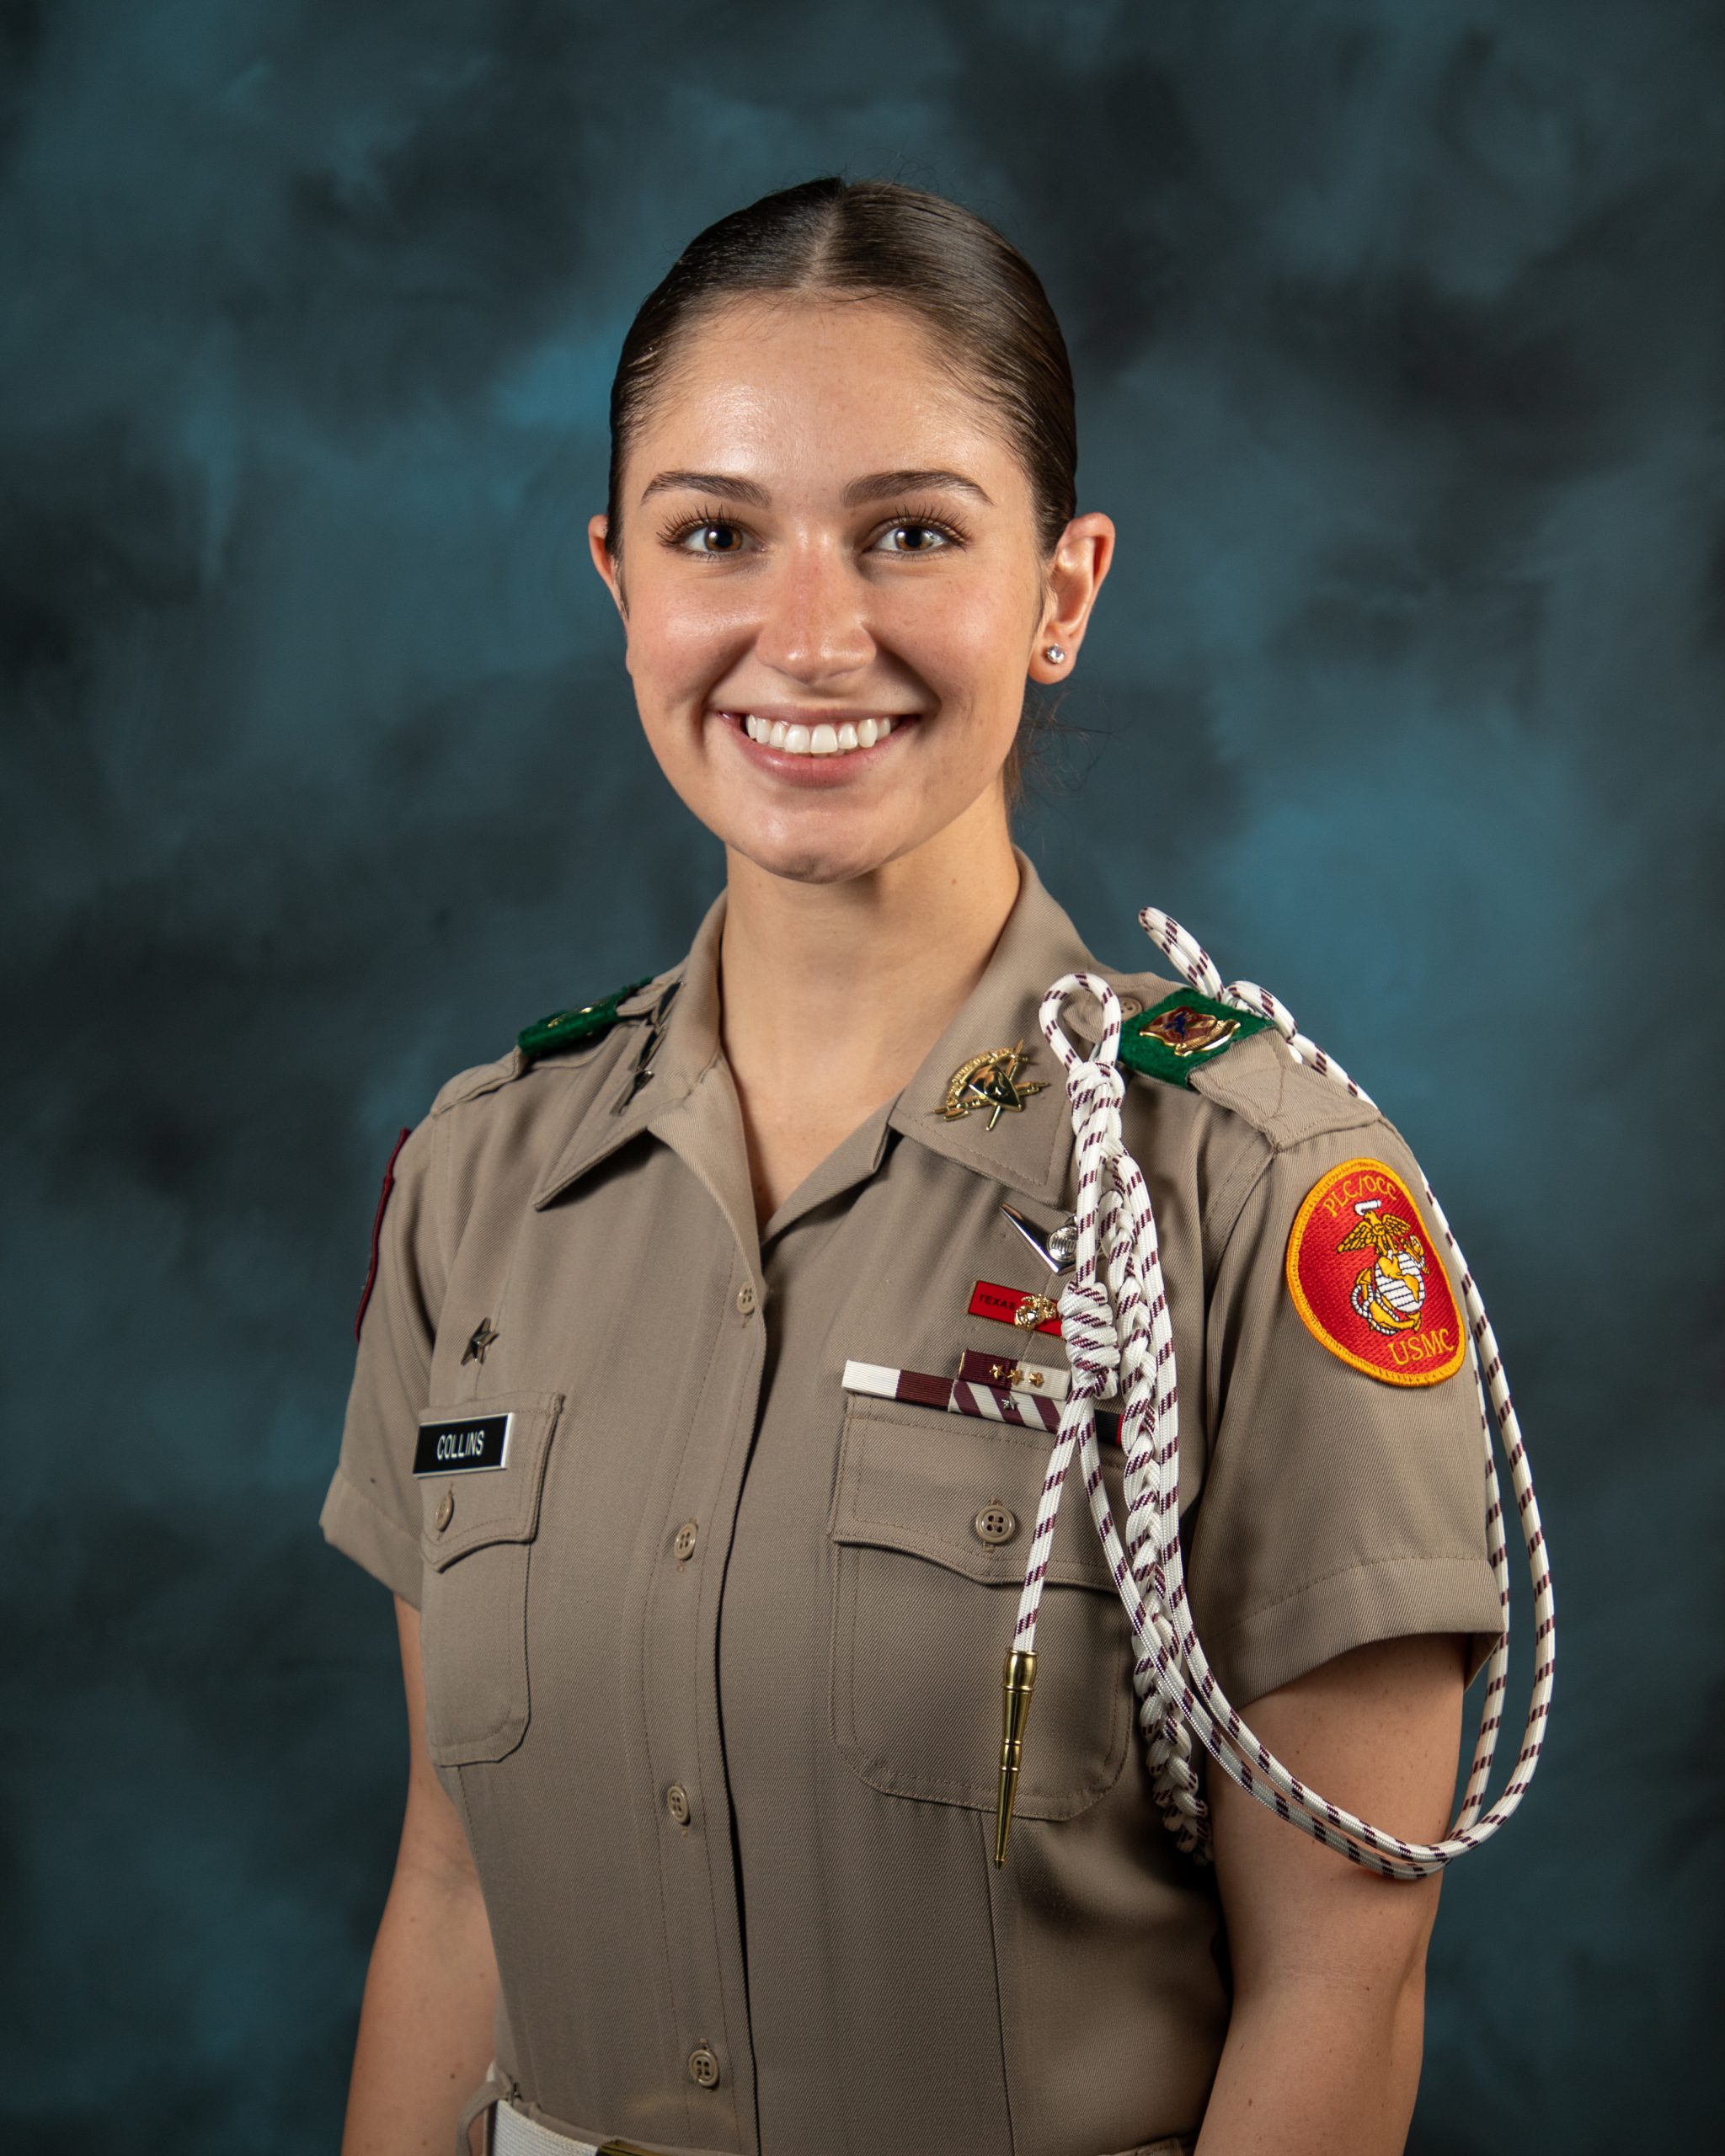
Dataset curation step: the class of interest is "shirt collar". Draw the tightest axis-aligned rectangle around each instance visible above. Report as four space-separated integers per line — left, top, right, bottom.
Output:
529 891 726 1210
531 847 1176 1219
883 847 1151 1211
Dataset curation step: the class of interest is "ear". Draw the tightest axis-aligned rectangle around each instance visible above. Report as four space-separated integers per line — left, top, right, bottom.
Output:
1028 511 1115 681
588 514 628 621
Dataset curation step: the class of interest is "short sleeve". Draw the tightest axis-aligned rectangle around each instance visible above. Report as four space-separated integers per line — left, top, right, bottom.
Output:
1185 1118 1503 1708
318 1114 448 1607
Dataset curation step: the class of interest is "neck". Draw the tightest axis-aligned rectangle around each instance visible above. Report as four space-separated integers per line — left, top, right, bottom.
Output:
718 788 1023 1114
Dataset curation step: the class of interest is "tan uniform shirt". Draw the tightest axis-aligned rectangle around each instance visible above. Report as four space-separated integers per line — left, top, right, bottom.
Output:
321 850 1502 2156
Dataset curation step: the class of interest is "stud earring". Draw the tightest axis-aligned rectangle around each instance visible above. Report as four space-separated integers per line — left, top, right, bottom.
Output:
1044 643 1066 664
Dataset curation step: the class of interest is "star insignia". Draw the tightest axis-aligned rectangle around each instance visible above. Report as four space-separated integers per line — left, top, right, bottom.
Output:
462 1317 500 1367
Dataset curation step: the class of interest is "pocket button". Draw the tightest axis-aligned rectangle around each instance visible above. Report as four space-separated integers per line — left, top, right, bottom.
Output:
434 1488 456 1534
974 1500 1017 1545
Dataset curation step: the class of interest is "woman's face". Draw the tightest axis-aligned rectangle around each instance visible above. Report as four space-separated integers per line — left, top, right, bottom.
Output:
589 296 1113 886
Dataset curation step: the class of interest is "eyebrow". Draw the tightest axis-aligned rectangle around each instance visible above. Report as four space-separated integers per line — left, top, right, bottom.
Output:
637 467 993 509
639 469 772 508
843 467 993 508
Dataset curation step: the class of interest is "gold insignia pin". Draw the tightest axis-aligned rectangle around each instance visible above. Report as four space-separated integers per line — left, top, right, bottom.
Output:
1141 1004 1240 1058
462 1317 499 1366
940 1041 1049 1130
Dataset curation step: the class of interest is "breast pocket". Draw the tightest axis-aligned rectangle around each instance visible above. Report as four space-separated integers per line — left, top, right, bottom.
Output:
827 1395 1132 1819
416 1390 563 1768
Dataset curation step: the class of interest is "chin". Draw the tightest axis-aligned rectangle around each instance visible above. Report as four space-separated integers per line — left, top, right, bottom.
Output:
721 803 921 889
727 831 889 887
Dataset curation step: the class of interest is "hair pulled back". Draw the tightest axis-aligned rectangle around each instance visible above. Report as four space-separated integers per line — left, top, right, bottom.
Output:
605 177 1076 563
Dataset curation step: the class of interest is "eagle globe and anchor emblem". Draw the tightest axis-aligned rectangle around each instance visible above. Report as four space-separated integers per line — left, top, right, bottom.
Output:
1337 1196 1429 1337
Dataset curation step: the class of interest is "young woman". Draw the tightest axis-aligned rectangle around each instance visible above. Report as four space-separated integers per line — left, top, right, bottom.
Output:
322 179 1513 2156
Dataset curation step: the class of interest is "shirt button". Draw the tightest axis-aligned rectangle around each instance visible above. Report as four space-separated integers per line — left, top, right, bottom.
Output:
974 1500 1017 1545
688 2045 721 2089
434 1489 456 1533
673 1520 699 1562
735 1283 757 1316
665 1782 691 1826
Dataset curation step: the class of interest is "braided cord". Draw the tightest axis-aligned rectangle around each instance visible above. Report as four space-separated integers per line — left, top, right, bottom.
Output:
1010 919 1554 1877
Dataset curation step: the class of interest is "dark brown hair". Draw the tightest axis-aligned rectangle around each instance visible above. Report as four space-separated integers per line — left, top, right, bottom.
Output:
605 177 1076 561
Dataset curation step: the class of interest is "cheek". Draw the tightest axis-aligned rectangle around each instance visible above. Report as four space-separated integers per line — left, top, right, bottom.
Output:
895 574 1031 684
626 570 738 688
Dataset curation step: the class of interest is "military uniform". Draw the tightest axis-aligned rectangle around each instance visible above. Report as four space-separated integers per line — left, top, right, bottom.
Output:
321 849 1502 2156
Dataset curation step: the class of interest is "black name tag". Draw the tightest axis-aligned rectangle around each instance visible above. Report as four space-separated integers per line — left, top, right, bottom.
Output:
413 1412 512 1476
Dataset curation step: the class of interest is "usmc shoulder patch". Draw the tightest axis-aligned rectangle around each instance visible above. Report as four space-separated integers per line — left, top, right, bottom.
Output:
1118 989 1269 1088
518 977 653 1066
1285 1157 1466 1385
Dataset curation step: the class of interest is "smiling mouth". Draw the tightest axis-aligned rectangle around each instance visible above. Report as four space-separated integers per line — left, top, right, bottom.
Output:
718 710 911 759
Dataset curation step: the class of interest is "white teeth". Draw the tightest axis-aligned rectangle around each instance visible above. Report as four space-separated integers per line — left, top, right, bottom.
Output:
747 714 905 755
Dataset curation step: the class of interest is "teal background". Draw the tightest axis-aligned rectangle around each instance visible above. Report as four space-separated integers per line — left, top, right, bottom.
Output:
3 2 1720 2147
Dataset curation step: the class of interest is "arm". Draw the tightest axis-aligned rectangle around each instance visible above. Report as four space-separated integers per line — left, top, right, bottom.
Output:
340 1595 500 2156
1195 1632 1468 2156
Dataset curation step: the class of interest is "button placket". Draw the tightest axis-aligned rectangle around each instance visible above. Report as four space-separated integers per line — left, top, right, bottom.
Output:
632 1225 769 2144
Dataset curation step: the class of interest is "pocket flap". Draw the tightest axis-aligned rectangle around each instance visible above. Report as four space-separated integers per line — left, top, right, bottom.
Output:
829 1395 1123 1592
417 1390 563 1569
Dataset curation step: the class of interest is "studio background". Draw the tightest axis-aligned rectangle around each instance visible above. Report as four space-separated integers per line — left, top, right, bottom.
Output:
4 2 1719 2149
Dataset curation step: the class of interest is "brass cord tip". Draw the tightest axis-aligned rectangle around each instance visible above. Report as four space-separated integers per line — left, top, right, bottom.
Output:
992 1648 1039 1866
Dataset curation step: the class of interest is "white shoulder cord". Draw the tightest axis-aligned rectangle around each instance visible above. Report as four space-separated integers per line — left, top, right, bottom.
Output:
992 909 1555 1880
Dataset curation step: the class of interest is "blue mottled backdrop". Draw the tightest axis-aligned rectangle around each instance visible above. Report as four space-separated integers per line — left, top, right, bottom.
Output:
3 2 1719 2148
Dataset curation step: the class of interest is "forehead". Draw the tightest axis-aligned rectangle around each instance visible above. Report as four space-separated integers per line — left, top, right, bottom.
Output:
630 294 1023 495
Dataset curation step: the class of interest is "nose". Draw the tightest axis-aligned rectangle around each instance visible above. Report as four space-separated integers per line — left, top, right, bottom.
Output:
750 538 876 685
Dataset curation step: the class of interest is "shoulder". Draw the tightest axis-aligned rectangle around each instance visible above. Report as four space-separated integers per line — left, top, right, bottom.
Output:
1103 957 1424 1264
391 968 672 1219
1088 963 1368 1147
425 968 676 1123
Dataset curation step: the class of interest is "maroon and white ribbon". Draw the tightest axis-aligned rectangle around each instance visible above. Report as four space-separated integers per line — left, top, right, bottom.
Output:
842 1358 1119 1440
1015 921 1555 1879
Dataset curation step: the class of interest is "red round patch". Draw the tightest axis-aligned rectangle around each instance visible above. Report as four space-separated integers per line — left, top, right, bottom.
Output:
1285 1157 1466 1386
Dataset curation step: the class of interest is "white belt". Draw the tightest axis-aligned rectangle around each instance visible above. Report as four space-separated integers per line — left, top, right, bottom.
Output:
489 2091 1194 2156
490 2097 655 2156
491 2099 595 2155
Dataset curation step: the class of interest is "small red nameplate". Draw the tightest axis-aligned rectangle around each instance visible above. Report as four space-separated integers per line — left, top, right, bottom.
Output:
967 1278 1062 1336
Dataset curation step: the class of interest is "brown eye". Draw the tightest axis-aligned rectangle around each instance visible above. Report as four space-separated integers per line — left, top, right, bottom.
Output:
680 520 744 554
876 520 954 555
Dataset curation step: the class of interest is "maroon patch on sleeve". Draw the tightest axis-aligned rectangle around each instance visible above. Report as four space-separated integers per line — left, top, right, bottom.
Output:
355 1126 414 1343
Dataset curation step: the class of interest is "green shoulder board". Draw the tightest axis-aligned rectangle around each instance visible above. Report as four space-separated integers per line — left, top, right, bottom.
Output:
1117 989 1271 1089
518 977 654 1065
